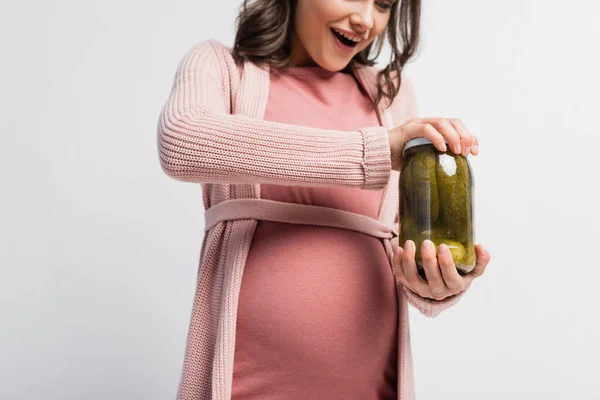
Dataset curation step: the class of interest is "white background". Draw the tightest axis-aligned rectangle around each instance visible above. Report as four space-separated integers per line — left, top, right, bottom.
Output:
1 0 598 399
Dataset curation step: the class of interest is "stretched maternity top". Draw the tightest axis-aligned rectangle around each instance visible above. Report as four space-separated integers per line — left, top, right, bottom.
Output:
231 65 399 399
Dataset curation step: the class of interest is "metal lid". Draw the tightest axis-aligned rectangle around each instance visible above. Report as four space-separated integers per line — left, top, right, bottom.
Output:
402 137 448 155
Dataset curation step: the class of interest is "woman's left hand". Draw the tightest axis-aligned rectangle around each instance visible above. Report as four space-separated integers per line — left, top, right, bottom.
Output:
393 239 492 301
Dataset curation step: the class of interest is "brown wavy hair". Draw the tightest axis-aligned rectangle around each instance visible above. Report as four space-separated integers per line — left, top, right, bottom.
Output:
232 0 421 108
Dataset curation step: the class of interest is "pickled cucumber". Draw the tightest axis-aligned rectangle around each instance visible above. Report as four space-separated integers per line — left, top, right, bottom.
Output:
431 238 466 261
459 244 477 274
399 166 413 246
406 150 439 223
461 167 476 273
435 155 469 242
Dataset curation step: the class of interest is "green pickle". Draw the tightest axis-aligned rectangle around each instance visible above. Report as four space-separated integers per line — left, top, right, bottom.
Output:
398 140 476 281
436 155 469 243
408 149 439 223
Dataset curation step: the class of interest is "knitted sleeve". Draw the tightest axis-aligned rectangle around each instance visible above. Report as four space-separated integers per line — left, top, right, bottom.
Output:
156 40 391 189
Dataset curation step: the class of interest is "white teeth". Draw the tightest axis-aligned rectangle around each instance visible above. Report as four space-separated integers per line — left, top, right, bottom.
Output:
333 28 361 43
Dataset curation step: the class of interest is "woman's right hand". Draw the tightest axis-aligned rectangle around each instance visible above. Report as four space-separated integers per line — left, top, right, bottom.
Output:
388 118 480 171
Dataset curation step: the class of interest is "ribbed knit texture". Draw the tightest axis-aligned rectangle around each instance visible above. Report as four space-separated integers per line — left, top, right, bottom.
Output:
157 39 466 400
158 42 391 190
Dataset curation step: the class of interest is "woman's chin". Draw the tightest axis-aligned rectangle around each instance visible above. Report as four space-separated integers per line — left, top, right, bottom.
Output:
316 57 352 72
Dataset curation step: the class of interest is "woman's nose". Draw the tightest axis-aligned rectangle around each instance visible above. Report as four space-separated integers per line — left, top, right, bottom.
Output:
349 3 374 33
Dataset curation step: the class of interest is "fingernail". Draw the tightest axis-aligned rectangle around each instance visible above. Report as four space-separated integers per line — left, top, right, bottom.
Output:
423 240 432 250
473 143 479 154
405 240 414 251
465 146 471 156
455 143 461 154
439 243 448 254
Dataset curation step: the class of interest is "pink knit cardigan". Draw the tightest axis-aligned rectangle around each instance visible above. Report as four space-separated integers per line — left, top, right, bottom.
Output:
157 39 466 400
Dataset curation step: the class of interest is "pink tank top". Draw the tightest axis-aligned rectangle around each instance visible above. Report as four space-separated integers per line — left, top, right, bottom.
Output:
232 66 398 399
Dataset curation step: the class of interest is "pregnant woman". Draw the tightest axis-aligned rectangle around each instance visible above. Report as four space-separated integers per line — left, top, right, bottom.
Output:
156 0 492 398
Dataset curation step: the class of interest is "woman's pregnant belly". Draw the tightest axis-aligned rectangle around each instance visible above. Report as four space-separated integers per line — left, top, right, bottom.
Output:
232 221 399 400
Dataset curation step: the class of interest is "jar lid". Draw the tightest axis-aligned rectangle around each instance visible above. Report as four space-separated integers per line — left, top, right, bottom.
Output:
402 137 449 155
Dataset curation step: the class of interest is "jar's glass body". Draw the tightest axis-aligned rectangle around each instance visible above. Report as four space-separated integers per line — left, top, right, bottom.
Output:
398 142 476 280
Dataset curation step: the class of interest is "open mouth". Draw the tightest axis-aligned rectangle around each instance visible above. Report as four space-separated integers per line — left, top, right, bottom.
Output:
331 28 360 48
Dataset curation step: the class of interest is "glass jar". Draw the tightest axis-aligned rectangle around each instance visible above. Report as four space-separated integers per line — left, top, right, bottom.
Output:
398 138 476 280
